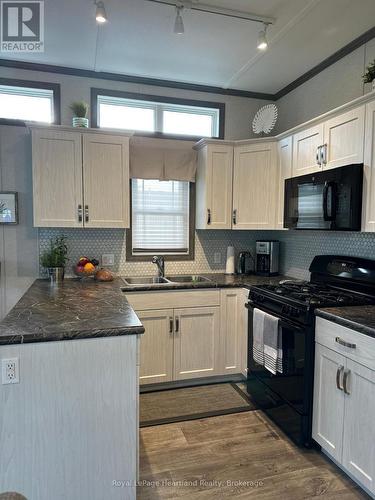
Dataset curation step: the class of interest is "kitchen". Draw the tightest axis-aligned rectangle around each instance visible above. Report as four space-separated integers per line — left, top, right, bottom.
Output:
0 1 375 499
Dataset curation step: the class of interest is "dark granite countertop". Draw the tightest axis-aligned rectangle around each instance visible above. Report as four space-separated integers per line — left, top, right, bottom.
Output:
0 278 144 346
316 306 375 339
121 273 289 292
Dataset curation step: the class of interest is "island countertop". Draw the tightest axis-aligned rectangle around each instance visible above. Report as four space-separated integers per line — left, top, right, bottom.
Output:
0 278 144 346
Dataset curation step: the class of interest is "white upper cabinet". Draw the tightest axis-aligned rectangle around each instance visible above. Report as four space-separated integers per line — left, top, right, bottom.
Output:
323 106 365 170
32 129 83 227
292 106 365 177
233 142 278 230
31 127 131 228
82 133 130 228
292 123 324 176
363 100 375 232
276 136 293 229
195 142 233 229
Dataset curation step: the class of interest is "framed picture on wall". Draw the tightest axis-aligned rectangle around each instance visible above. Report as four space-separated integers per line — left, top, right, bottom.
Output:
0 192 18 224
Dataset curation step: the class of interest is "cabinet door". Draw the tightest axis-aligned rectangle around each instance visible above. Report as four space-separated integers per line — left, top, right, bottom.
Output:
173 306 220 380
32 129 83 227
276 136 293 229
137 309 174 385
206 145 233 229
312 343 345 462
82 133 130 228
196 144 233 229
323 106 365 170
342 359 375 493
233 142 278 229
292 124 324 176
220 289 248 376
363 100 375 232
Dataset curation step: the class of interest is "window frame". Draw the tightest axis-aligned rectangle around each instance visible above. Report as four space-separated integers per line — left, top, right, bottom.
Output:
91 88 225 140
0 77 61 126
126 181 196 262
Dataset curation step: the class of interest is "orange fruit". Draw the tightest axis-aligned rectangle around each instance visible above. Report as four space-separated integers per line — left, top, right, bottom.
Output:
83 262 95 272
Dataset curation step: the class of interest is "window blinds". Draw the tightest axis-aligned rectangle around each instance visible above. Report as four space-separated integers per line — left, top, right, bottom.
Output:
132 179 190 253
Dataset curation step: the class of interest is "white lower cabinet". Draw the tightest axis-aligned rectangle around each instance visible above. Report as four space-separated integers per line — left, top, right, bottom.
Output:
220 289 248 376
130 288 248 385
341 358 375 492
313 318 375 496
137 309 174 385
313 343 345 461
174 306 220 380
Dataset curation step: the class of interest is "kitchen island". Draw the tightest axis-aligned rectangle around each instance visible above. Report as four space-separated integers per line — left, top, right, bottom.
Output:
0 278 144 500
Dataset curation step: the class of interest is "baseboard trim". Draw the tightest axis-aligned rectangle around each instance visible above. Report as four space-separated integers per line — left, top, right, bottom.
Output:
140 373 246 393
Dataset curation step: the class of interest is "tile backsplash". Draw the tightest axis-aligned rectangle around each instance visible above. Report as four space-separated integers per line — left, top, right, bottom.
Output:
39 228 375 279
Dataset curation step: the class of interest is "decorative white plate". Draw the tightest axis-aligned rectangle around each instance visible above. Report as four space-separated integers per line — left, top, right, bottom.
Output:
252 104 278 135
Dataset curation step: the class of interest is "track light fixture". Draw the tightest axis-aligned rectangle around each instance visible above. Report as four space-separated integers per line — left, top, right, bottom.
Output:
174 5 184 34
95 0 107 23
145 1 275 49
257 23 269 50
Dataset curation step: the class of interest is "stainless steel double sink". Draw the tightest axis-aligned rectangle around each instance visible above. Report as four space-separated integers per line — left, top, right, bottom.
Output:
122 275 213 287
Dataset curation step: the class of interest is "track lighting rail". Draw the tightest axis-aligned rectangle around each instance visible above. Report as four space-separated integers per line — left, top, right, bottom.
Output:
145 0 275 25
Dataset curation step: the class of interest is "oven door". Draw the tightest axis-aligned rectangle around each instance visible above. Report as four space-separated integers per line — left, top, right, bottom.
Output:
284 163 363 230
247 302 313 416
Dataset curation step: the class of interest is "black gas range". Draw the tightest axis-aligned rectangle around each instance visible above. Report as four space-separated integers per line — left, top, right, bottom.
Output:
244 255 375 447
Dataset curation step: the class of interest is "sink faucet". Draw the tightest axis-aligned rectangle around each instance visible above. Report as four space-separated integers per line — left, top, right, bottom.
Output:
152 255 165 278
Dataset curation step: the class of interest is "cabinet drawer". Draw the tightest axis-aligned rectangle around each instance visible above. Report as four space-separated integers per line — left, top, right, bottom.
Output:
125 289 220 311
316 317 375 371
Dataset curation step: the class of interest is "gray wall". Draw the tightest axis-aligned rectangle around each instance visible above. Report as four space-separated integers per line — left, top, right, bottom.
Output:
275 38 375 134
0 66 271 140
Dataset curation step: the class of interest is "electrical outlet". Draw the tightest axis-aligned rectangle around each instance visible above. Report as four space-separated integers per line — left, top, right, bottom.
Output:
102 254 115 267
2 358 19 385
214 252 222 264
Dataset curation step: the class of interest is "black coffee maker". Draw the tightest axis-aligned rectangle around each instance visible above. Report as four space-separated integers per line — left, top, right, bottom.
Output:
237 251 254 275
256 241 279 276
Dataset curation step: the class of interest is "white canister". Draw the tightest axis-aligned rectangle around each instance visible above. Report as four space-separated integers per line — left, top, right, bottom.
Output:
225 246 235 275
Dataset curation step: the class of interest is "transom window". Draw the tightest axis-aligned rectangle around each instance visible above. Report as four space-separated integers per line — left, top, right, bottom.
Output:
129 179 193 259
0 80 59 123
93 89 223 138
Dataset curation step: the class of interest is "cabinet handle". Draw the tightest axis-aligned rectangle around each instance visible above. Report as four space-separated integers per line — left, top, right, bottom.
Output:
84 205 89 223
233 209 237 225
175 317 179 333
343 369 351 395
207 209 211 225
336 365 344 391
321 143 327 165
316 146 321 166
335 337 356 349
78 204 83 223
169 317 173 334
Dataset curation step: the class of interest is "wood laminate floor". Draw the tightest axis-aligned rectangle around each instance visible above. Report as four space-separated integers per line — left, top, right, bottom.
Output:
138 411 368 500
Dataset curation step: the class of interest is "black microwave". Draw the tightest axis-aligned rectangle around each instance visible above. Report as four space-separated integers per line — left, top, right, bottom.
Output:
284 164 363 231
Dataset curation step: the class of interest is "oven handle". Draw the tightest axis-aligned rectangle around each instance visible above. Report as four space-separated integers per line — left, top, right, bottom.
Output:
246 300 306 332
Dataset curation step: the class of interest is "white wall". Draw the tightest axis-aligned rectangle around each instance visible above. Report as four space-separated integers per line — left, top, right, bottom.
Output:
0 126 39 317
0 66 271 140
275 38 375 133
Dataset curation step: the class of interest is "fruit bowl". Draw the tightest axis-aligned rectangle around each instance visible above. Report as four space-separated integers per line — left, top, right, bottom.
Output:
73 257 100 279
73 265 98 279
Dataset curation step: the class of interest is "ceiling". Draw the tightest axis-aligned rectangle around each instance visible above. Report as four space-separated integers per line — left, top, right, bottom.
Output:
1 0 375 94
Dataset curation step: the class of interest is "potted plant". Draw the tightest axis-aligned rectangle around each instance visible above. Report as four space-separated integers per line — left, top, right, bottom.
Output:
70 101 89 128
41 235 69 283
363 59 375 92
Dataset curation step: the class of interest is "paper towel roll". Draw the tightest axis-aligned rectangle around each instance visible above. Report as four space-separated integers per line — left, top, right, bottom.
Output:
225 246 235 275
